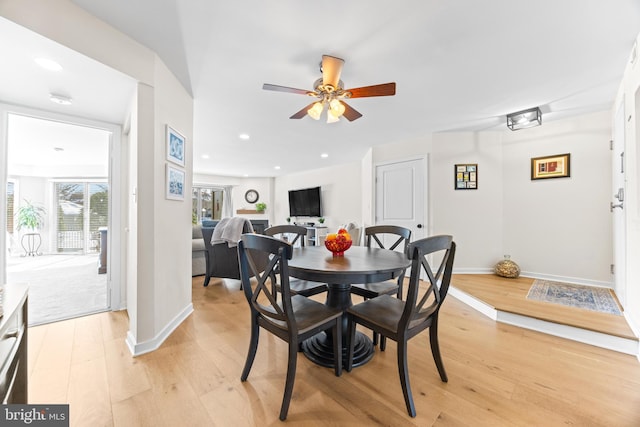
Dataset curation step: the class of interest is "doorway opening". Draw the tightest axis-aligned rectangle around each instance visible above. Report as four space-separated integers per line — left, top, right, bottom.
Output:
5 113 112 326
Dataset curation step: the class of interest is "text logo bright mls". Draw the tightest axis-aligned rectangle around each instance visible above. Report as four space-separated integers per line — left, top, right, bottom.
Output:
1 405 69 426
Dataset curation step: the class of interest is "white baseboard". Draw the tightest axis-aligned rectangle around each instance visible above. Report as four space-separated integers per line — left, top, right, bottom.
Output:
450 287 638 357
452 269 613 288
125 303 194 357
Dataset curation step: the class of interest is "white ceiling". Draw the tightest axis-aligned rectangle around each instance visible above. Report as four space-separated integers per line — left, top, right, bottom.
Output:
3 2 640 178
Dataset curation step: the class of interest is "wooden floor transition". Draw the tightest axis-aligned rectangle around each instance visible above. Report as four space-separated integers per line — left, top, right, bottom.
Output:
451 274 636 340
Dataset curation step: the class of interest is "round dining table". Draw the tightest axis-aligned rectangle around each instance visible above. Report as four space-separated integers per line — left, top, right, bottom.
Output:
288 245 410 368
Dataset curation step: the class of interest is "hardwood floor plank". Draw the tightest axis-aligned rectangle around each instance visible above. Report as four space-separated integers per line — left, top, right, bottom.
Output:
103 336 151 403
67 358 112 426
24 275 640 426
28 320 75 404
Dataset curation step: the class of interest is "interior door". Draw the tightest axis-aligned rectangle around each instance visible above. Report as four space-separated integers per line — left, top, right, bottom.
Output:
612 99 626 306
375 158 426 248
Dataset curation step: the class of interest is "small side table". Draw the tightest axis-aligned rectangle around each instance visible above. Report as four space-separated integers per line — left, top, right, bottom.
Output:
20 233 42 257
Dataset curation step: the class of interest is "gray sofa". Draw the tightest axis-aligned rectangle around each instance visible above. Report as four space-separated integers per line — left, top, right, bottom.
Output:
192 225 206 276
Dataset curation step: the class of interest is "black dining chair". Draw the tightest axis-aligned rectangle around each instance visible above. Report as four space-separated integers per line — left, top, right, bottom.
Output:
238 234 342 421
264 225 328 297
346 235 456 418
350 225 411 348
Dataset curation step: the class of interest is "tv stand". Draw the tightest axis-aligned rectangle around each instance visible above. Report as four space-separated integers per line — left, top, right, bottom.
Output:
304 226 328 247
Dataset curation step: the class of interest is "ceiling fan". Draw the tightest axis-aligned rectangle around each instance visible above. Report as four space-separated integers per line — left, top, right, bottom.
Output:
263 55 396 123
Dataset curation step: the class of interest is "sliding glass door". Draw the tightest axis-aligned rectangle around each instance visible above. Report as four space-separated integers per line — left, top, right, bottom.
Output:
55 182 108 253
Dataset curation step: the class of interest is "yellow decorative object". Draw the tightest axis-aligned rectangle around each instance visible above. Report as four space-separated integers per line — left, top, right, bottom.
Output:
494 255 520 278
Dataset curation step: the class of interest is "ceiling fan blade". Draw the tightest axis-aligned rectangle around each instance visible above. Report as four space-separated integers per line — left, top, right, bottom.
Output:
340 101 363 122
322 55 344 89
263 83 311 96
290 102 317 119
345 82 396 98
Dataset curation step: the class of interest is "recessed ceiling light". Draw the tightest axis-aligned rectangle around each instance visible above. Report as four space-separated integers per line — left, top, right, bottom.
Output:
243 174 249 177
274 166 281 170
320 153 329 158
201 154 210 159
239 133 250 140
34 57 63 71
49 93 72 105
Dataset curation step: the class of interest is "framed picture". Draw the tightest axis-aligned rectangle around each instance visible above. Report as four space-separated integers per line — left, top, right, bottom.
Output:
455 164 478 190
166 125 185 167
166 164 185 200
531 153 570 180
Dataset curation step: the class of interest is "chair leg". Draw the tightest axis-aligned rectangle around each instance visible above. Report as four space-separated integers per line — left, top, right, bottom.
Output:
397 340 416 417
240 319 259 381
203 273 211 287
429 318 448 382
333 321 342 377
380 335 387 351
279 340 298 421
346 315 356 372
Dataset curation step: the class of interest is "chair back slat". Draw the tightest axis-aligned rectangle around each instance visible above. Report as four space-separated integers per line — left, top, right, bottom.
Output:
364 225 411 253
238 234 296 327
265 225 308 247
400 236 456 331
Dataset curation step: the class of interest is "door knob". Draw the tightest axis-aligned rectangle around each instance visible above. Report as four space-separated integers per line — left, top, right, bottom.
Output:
610 202 623 212
417 224 423 229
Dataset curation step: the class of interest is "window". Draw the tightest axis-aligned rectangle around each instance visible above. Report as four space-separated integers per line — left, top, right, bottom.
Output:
192 186 223 224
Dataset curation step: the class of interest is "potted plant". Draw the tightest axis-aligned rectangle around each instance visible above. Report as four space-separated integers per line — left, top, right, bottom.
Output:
318 217 325 224
255 202 267 213
15 199 46 232
286 217 291 223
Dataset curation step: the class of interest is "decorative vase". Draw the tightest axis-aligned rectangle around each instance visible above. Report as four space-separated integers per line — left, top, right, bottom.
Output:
494 255 520 278
324 229 352 256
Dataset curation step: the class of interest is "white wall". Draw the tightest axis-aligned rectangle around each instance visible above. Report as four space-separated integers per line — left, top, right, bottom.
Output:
430 132 504 271
1 0 195 354
502 111 612 284
274 162 362 232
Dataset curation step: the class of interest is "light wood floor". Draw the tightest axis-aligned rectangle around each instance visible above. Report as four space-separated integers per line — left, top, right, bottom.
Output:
27 275 640 426
452 274 636 339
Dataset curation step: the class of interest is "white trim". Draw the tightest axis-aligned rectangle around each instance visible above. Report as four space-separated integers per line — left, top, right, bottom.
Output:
448 286 497 320
126 303 194 356
450 287 639 356
497 311 638 356
452 269 613 288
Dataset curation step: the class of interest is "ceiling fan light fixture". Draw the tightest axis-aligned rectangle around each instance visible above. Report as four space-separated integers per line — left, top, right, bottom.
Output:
506 107 542 130
308 102 323 120
329 99 345 116
327 108 340 123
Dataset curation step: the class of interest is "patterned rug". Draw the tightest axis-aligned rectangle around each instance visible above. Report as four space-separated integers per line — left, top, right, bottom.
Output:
526 280 622 315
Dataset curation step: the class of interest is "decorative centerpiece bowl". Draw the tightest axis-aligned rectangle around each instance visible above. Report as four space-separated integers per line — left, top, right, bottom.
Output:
324 229 353 256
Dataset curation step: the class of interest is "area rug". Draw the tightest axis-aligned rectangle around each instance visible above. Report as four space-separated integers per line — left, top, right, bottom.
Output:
526 280 622 315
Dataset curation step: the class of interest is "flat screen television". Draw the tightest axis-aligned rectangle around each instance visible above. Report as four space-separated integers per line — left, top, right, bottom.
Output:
288 186 322 217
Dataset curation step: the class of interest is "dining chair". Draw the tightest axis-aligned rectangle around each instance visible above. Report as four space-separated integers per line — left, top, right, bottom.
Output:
264 225 328 297
238 233 343 421
346 235 456 418
350 225 411 348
